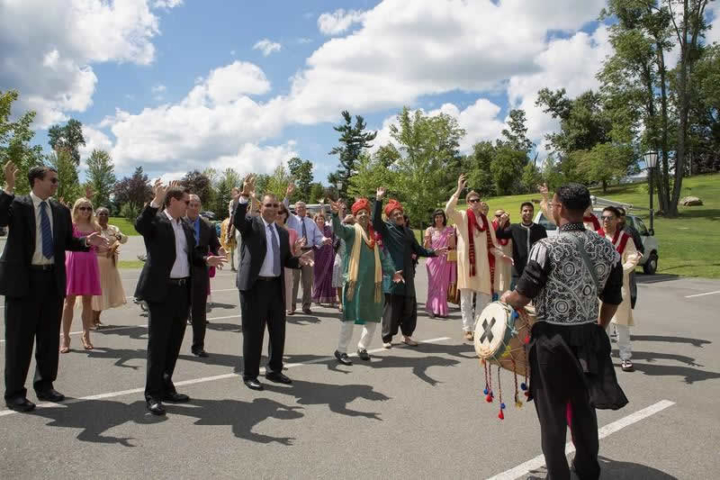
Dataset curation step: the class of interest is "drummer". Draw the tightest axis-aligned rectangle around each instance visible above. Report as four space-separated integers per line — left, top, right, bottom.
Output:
501 183 626 480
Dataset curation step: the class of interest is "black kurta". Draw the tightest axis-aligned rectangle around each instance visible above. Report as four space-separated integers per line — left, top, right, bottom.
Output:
494 222 547 279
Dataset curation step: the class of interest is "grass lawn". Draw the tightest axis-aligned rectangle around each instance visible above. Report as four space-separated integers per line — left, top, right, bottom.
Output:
109 217 139 236
413 173 720 279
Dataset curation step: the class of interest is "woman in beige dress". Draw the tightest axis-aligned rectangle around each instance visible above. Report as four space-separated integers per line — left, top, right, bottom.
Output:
91 208 128 327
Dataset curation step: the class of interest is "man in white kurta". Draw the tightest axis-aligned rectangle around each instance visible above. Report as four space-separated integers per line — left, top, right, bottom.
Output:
445 175 509 340
601 207 641 372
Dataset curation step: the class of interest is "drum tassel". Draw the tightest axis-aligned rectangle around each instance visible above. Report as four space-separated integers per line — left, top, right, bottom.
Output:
497 364 505 420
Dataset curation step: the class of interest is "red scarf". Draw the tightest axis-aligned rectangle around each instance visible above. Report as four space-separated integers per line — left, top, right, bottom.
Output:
492 219 510 246
610 229 631 255
584 215 605 236
467 209 495 291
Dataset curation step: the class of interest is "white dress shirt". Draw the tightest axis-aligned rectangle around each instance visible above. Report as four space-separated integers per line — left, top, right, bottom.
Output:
164 210 190 279
30 191 54 265
238 197 280 277
281 198 325 248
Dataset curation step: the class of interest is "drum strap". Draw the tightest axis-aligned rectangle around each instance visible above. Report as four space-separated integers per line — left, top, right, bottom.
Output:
566 233 600 294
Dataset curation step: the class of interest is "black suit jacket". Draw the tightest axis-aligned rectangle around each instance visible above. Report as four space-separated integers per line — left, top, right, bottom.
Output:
134 205 206 303
0 191 88 298
233 200 300 293
186 216 221 291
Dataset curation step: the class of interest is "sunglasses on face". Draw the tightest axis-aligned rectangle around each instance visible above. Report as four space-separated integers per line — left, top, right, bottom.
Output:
78 207 92 211
601 216 616 221
468 198 481 204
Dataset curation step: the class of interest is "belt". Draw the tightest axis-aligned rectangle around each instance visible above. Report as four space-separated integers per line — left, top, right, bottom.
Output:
257 276 280 282
29 264 55 272
168 278 190 286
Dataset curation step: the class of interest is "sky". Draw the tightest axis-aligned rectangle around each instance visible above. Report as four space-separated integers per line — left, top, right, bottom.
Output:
2 0 718 185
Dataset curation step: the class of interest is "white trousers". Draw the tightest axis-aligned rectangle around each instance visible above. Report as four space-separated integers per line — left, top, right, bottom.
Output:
460 290 491 332
614 323 632 361
337 321 377 353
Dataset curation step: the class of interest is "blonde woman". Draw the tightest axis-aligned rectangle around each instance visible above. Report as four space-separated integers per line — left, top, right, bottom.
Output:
60 198 102 352
91 207 128 327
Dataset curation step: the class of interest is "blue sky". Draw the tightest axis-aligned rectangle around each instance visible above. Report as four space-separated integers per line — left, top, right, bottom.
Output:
2 0 669 186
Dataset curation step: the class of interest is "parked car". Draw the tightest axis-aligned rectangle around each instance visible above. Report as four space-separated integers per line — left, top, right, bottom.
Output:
534 209 659 274
200 210 216 220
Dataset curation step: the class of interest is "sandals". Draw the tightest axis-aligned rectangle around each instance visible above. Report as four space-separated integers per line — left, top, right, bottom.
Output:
60 336 70 354
81 333 94 351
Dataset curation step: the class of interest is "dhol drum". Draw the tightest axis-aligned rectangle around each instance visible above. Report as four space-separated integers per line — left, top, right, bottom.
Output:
474 301 536 419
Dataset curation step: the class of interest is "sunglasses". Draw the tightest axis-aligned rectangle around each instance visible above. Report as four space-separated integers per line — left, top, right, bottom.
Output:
601 216 616 221
78 207 92 211
468 198 481 204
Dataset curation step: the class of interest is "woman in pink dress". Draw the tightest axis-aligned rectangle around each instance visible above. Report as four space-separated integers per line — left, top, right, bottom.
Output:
60 198 102 352
424 209 456 318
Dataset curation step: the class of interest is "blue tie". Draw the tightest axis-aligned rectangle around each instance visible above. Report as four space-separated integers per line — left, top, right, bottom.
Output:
269 225 281 276
40 201 53 259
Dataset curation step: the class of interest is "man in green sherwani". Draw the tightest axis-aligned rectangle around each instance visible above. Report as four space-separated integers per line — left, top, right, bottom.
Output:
331 198 402 365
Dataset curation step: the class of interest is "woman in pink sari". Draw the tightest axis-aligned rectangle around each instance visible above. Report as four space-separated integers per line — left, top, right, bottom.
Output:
424 209 456 318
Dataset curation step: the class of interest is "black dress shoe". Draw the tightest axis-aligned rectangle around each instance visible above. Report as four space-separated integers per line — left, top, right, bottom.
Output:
244 378 264 391
36 388 65 402
302 307 312 315
192 348 209 358
163 392 190 403
357 349 371 361
265 371 292 384
5 397 36 413
334 350 353 366
146 399 166 416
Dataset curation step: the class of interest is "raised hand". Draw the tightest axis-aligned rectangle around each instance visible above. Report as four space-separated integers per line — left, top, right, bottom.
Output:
286 182 295 197
152 179 169 204
3 161 18 192
376 187 387 201
241 174 255 197
392 270 405 284
457 174 467 193
329 199 343 213
537 183 549 198
500 213 510 226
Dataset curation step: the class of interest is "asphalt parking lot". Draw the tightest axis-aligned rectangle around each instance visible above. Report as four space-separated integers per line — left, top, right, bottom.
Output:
1 263 719 479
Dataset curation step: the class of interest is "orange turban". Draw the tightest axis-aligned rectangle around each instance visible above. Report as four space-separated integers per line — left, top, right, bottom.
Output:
352 198 371 215
385 199 403 217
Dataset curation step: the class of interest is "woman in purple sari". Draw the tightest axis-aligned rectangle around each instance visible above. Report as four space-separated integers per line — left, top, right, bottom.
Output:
424 209 456 318
313 213 337 306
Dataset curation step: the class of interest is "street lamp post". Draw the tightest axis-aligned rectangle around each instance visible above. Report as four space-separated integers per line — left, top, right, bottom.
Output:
644 151 658 233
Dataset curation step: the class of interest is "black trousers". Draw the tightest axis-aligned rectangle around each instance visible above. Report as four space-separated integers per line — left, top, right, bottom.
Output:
629 271 638 309
534 387 600 480
190 277 208 351
239 278 285 380
145 282 190 401
381 294 417 343
4 269 63 400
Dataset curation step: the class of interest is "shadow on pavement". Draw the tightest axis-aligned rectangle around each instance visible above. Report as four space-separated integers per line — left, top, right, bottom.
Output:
622 360 720 384
632 335 711 348
635 274 680 284
526 456 678 479
263 379 390 420
32 397 304 446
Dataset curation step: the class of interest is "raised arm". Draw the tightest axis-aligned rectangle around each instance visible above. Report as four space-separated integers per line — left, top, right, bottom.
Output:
538 183 555 226
0 161 19 227
445 174 466 226
330 200 354 241
233 174 255 237
136 179 171 237
372 187 390 237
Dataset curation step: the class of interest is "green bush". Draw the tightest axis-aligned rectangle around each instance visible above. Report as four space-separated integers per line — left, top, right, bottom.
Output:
120 202 141 221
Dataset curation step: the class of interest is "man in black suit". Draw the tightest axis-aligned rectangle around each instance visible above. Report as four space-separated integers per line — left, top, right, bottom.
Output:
185 194 223 357
233 175 311 391
0 162 106 412
135 181 226 415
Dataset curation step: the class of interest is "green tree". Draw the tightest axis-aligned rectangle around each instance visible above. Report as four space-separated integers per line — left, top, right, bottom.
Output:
114 167 153 215
265 164 292 199
0 90 44 195
308 182 325 204
48 119 85 165
348 153 397 200
329 110 377 198
490 145 527 195
85 149 116 208
575 143 635 192
287 157 314 201
500 109 534 153
521 162 543 194
181 170 212 205
48 148 82 205
688 43 720 173
463 141 495 197
387 107 466 226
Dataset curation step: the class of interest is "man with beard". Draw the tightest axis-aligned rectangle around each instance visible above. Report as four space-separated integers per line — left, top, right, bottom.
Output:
495 202 547 287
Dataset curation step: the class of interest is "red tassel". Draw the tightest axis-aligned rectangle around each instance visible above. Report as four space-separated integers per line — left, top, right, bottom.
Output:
523 335 530 345
486 394 493 403
498 409 505 420
524 391 530 398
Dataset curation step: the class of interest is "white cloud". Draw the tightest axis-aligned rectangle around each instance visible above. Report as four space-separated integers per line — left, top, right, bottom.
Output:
0 0 175 127
253 39 282 57
317 9 366 35
186 61 271 105
79 126 114 158
153 0 183 9
211 142 298 175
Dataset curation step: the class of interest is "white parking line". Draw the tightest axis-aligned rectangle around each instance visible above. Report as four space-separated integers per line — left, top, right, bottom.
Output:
486 399 676 480
0 336 451 418
685 290 720 299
